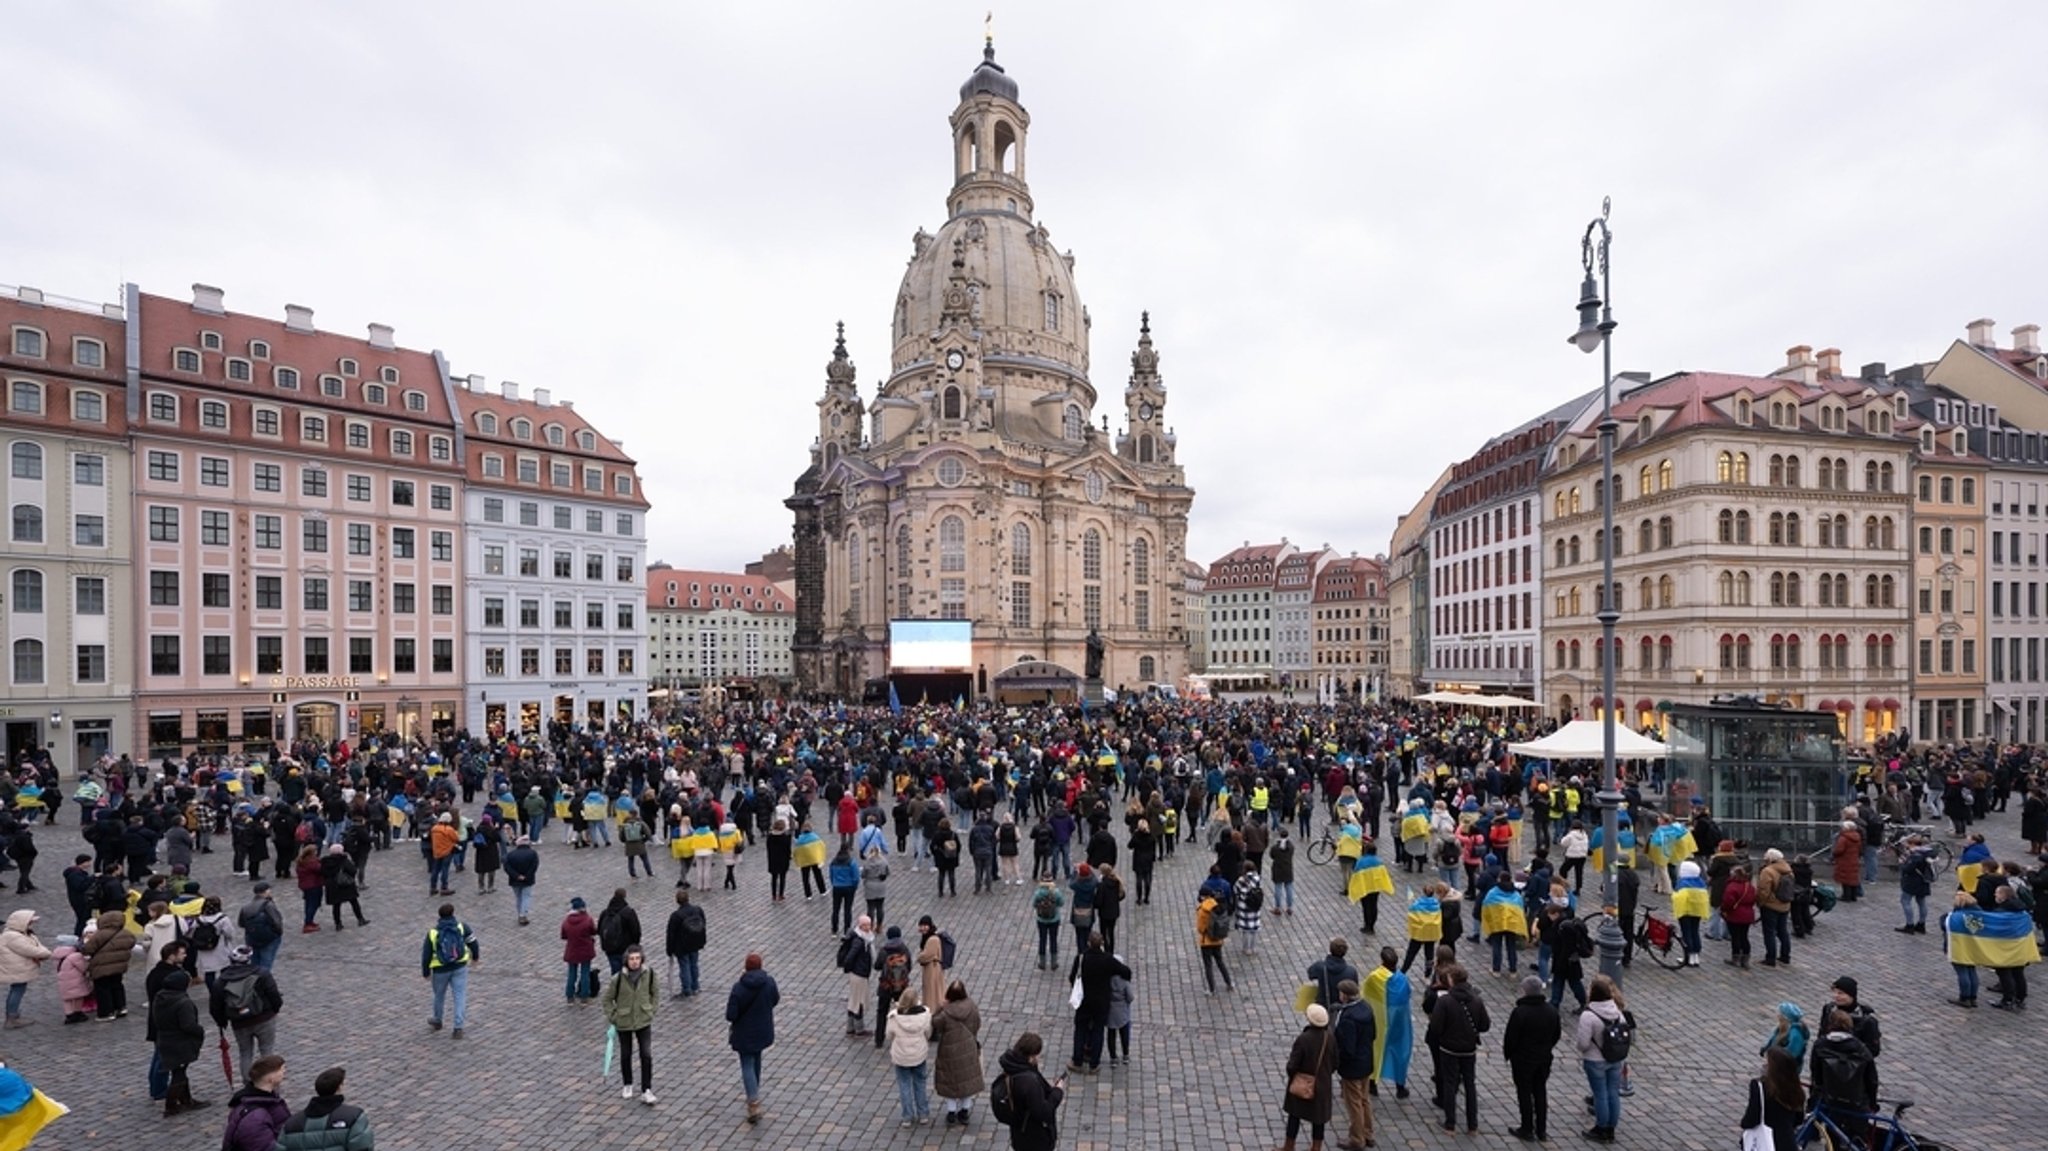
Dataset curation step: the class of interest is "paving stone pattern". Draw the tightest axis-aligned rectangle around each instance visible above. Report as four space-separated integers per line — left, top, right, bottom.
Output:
8 801 2044 1149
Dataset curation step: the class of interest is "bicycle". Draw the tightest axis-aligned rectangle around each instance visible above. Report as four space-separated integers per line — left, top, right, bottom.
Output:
1580 904 1685 970
1874 821 1953 876
1306 825 1337 867
1794 1097 1951 1150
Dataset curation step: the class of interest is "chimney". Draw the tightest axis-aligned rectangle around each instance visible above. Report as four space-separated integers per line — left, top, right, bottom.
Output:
1817 347 1842 377
558 400 573 410
191 283 226 314
533 387 551 407
465 373 486 393
15 286 42 304
500 381 520 401
283 304 315 333
1782 345 1818 385
1967 318 1997 348
2015 325 2041 355
367 323 395 350
1860 362 1888 383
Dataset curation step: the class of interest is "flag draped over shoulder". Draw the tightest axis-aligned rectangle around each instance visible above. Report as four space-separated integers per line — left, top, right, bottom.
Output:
495 793 519 820
1647 824 1695 867
1588 823 1637 872
1400 810 1432 843
1480 886 1529 937
386 794 413 830
1945 908 2041 968
1335 822 1364 862
1349 853 1394 902
0 1066 67 1150
1957 841 1993 893
792 829 827 870
1363 967 1412 1084
1671 873 1710 920
582 791 609 820
1406 894 1443 942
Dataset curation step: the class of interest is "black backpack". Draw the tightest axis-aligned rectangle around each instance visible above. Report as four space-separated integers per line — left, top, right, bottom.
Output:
1240 884 1264 914
598 908 628 954
1598 1011 1634 1062
184 917 221 953
989 1072 1017 1125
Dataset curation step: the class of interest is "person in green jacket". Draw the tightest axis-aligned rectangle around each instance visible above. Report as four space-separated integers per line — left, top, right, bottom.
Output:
275 1065 374 1150
603 944 660 1103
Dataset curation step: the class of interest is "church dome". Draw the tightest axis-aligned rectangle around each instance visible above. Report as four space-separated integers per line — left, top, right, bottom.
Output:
959 43 1019 103
891 208 1086 379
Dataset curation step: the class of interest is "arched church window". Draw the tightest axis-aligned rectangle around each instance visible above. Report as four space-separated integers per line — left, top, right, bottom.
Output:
1011 523 1032 577
942 387 963 420
940 516 966 573
1064 406 1084 443
1044 293 1061 333
847 532 861 583
1138 434 1155 463
1082 529 1103 581
895 523 914 617
1133 537 1151 585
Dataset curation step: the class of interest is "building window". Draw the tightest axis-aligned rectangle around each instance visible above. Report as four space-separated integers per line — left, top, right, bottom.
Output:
940 577 967 619
275 367 299 390
302 467 329 498
349 637 373 674
1082 529 1103 581
347 474 371 502
9 569 42 612
73 391 104 422
254 515 281 550
346 422 370 449
202 635 231 675
391 480 415 506
202 572 229 608
430 483 452 511
391 430 413 456
10 328 43 358
146 450 179 482
302 519 328 553
394 583 416 614
76 644 107 683
939 515 966 573
1135 588 1151 630
8 442 38 479
433 639 454 674
482 455 503 479
430 436 452 462
303 577 329 611
432 585 453 615
432 531 453 562
147 505 177 542
75 576 105 615
253 462 282 492
73 337 104 367
348 580 373 612
301 637 329 674
199 399 228 429
1063 405 1084 443
392 528 414 558
255 576 281 610
150 635 180 676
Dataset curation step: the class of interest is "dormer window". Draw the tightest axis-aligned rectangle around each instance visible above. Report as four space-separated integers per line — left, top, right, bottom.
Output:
477 413 497 436
199 331 222 352
1735 398 1751 424
1921 427 1935 452
1953 429 1968 455
511 418 532 441
1637 414 1653 439
72 337 104 368
1043 291 1061 333
274 366 299 390
1934 400 1949 423
363 383 386 405
1063 405 1083 443
173 348 201 373
380 365 399 384
226 357 252 382
338 357 358 377
544 424 565 447
249 339 270 361
405 390 427 412
577 430 596 452
11 328 44 358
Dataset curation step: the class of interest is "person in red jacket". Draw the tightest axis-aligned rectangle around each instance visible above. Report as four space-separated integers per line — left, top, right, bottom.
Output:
1721 864 1760 969
561 897 599 1003
837 793 861 849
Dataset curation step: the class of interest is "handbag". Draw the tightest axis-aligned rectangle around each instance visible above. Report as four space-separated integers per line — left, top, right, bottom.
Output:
1739 1079 1772 1151
1288 1028 1333 1100
1069 978 1085 1011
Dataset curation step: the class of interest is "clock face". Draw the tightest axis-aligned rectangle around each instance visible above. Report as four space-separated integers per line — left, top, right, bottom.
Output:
829 413 843 429
1138 402 1154 421
945 350 965 371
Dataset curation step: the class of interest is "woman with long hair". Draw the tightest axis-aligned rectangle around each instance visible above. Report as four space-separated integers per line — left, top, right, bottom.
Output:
1738 1046 1804 1151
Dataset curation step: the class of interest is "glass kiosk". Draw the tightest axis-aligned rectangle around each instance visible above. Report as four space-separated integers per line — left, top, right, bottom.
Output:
1664 699 1848 855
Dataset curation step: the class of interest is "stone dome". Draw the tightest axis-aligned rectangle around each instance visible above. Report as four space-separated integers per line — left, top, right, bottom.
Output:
891 208 1087 378
959 43 1019 103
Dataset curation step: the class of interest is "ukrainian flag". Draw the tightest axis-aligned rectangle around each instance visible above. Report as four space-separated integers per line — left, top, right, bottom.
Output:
0 1066 67 1151
496 793 519 821
792 829 827 870
553 797 573 820
386 795 413 831
718 824 743 855
1406 894 1443 942
687 826 719 856
1957 841 1993 893
669 832 692 860
582 791 609 821
1945 908 2042 968
13 784 42 810
1480 886 1529 938
1400 810 1432 843
1647 823 1695 867
1335 822 1364 863
1588 823 1637 872
1672 873 1710 920
1349 852 1394 902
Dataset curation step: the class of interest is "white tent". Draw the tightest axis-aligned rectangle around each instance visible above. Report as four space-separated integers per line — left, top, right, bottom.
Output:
1473 694 1543 709
1507 719 1669 760
1417 691 1481 704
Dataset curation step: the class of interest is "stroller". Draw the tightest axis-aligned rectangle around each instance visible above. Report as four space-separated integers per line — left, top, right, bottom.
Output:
1789 855 1831 937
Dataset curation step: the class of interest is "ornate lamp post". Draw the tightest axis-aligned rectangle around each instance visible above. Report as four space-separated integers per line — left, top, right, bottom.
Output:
1569 198 1628 985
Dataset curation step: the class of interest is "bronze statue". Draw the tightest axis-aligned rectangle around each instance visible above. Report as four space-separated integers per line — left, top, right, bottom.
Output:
1084 627 1105 681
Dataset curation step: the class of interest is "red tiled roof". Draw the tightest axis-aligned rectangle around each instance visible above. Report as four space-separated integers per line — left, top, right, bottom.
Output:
645 567 793 614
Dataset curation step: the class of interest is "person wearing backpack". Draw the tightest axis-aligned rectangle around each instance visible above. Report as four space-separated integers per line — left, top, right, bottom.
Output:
1544 902 1590 1011
666 888 708 999
873 925 915 1050
1756 848 1796 965
992 1031 1066 1151
1030 878 1064 971
1424 963 1490 1135
237 883 284 973
1895 836 1935 936
1572 975 1629 1143
275 1064 375 1150
839 914 876 1034
597 888 641 976
221 1053 291 1151
420 902 478 1038
185 895 236 992
1807 1007 1878 1143
1195 890 1234 994
209 945 283 1083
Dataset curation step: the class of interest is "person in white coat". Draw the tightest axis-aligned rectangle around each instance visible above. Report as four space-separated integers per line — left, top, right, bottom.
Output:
0 909 52 1027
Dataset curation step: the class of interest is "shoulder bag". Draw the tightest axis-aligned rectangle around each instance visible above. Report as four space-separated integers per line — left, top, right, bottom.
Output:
1740 1078 1772 1151
1288 1028 1333 1100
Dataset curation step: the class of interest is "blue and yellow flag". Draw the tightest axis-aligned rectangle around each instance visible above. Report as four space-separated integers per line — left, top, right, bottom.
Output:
0 1066 67 1151
1349 852 1394 902
1406 893 1443 942
386 794 413 830
1957 841 1993 893
1671 874 1710 920
792 829 827 870
1480 886 1529 937
1335 822 1364 862
1647 823 1695 867
1945 908 2041 968
496 793 520 820
686 826 719 856
1400 810 1432 843
582 791 609 821
1588 823 1636 872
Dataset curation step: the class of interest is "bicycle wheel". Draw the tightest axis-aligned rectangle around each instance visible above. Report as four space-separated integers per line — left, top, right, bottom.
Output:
1306 839 1334 867
1639 918 1684 970
1927 842 1954 877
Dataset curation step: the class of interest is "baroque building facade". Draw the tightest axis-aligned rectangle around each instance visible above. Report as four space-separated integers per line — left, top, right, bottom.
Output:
788 44 1195 698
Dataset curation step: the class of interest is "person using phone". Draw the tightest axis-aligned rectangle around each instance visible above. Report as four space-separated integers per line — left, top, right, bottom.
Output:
995 1031 1066 1151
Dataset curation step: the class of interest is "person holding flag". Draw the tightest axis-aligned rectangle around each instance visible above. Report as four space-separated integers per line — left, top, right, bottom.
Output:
1586 813 1636 875
1398 800 1432 875
1946 885 2040 1010
1349 840 1394 934
1955 833 1993 894
1481 871 1529 975
1362 945 1412 1099
1670 859 1710 967
1401 884 1445 977
1645 815 1695 894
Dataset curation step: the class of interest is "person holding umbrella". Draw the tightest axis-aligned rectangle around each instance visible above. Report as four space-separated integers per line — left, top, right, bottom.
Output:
209 946 284 1085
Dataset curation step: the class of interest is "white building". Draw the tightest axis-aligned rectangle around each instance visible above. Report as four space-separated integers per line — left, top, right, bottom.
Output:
1274 547 1331 691
1202 540 1295 688
647 566 795 692
452 377 648 735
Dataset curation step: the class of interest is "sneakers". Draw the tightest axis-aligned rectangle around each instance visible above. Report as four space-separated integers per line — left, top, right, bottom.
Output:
641 1090 657 1105
623 1085 636 1099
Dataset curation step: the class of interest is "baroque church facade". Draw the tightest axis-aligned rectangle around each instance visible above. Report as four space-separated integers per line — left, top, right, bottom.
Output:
788 42 1195 698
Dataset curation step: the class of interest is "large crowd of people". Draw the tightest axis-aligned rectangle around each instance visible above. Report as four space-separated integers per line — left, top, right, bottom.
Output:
0 694 2040 1148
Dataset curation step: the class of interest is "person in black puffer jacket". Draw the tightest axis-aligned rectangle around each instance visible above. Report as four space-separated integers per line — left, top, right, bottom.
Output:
151 968 208 1116
1424 963 1491 1134
995 1032 1065 1151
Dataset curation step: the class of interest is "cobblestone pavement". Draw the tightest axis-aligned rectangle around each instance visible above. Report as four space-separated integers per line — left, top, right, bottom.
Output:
9 800 2045 1150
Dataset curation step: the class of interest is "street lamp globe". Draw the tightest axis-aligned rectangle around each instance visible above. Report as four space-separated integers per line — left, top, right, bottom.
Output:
1569 273 1605 353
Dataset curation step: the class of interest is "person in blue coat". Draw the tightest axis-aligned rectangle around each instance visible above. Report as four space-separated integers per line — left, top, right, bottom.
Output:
727 953 780 1125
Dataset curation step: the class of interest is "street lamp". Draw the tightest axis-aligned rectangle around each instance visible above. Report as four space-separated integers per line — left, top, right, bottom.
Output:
1569 197 1627 985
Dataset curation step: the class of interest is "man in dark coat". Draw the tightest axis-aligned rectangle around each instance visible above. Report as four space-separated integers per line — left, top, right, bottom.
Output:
1502 974 1562 1141
151 968 209 1115
995 1031 1066 1151
1332 979 1377 1151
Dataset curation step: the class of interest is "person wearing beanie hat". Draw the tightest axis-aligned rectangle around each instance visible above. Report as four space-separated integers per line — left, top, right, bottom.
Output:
504 832 541 926
1762 1001 1810 1061
1503 972 1561 1141
874 925 914 1050
562 898 598 1003
152 967 208 1115
209 941 283 1084
1282 987 1338 1149
727 951 779 1124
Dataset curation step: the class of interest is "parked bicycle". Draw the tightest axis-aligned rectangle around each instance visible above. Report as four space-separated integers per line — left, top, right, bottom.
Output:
1305 824 1338 867
1794 1096 1950 1150
1581 904 1684 970
1874 821 1953 876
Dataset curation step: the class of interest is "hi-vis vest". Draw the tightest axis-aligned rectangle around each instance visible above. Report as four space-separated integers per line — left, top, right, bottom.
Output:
1250 786 1270 813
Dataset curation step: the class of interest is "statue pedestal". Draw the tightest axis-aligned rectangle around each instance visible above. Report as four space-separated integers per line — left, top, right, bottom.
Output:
1083 678 1106 706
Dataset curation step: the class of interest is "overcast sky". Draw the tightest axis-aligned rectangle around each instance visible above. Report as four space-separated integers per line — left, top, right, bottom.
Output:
8 3 2048 571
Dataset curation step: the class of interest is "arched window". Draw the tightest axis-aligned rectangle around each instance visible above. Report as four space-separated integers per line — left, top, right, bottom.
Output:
1594 478 1605 508
1769 513 1786 545
1864 516 1880 549
8 442 41 480
1658 459 1674 491
10 638 42 684
1137 434 1155 464
1866 634 1880 668
1637 466 1652 496
1719 570 1736 605
1939 526 1954 554
896 523 914 617
1659 574 1675 608
1568 639 1582 669
1879 574 1895 606
1082 528 1103 581
1658 516 1674 549
1658 635 1674 670
1770 571 1786 605
1063 406 1084 442
1881 517 1896 549
1865 460 1879 491
1769 454 1785 486
9 569 42 613
1717 451 1734 483
1785 572 1801 605
1554 492 1566 519
1638 576 1653 610
941 387 963 420
1737 571 1752 605
1137 655 1156 680
1133 537 1151 584
1735 511 1751 543
1555 539 1567 567
1640 636 1654 667
1732 453 1750 483
1639 519 1654 553
1785 513 1802 545
9 505 41 543
1569 488 1582 514
939 515 966 572
1718 509 1735 544
1879 461 1895 491
847 532 862 583
1568 587 1582 616
1593 529 1605 560
1555 640 1567 667
1865 574 1879 606
1011 523 1032 576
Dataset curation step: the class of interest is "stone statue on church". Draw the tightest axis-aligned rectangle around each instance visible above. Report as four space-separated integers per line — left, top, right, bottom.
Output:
1084 627 1105 681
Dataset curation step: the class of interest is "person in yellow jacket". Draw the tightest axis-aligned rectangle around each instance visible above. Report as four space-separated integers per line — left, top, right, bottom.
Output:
1195 894 1234 995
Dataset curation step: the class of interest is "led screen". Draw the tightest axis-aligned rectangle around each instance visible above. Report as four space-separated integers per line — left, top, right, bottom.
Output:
889 620 973 670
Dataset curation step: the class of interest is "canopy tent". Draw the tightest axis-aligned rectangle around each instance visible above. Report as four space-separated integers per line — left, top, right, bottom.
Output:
1416 690 1480 704
1472 694 1542 709
1507 719 1669 760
